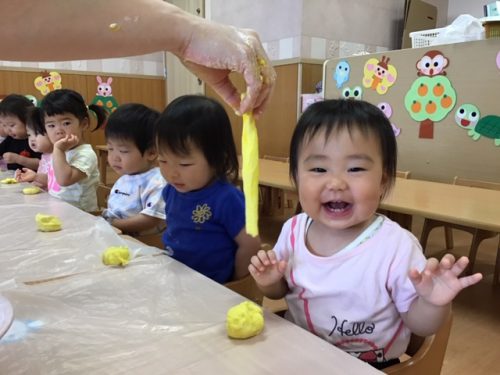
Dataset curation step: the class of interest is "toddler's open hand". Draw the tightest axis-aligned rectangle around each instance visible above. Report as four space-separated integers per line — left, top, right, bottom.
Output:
54 134 79 151
409 254 482 306
248 249 287 287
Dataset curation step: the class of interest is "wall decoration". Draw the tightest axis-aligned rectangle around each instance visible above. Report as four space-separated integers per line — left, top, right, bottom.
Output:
404 51 456 139
377 102 401 136
416 50 449 77
34 71 62 96
362 56 397 95
458 113 500 146
25 95 37 107
454 104 480 130
333 60 350 89
341 86 363 100
91 76 119 114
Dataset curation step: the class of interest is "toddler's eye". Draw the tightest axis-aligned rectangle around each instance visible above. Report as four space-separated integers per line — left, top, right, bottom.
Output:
348 167 365 172
310 167 326 173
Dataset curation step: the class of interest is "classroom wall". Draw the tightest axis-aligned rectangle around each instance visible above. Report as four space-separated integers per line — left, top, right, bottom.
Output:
0 68 166 147
323 39 500 183
447 0 485 23
207 0 404 59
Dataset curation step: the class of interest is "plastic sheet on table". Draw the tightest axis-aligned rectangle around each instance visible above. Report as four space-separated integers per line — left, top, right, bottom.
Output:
0 200 163 284
0 257 247 374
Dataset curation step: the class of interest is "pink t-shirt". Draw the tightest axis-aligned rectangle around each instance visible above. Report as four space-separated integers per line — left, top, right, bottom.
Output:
273 214 426 363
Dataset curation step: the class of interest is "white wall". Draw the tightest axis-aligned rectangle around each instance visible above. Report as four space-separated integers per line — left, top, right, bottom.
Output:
447 0 485 23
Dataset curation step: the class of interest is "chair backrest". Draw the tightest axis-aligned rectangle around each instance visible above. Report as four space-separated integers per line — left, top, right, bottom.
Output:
384 309 453 375
396 170 411 179
263 155 289 163
97 184 112 210
453 176 500 191
224 274 264 305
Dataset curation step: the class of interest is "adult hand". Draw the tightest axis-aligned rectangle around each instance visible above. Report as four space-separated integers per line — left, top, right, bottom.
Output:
178 20 276 118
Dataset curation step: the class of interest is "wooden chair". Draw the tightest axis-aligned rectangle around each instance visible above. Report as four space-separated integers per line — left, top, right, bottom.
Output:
384 309 453 375
260 155 287 215
420 176 500 285
224 274 264 305
381 171 413 231
91 184 112 216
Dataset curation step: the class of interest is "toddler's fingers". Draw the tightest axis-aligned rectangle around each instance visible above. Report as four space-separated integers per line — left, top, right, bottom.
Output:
460 272 483 288
424 257 439 273
256 249 272 266
248 263 260 276
449 256 470 276
267 250 278 265
250 254 265 272
439 253 456 269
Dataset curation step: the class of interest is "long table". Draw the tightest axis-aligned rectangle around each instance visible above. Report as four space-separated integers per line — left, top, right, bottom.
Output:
0 172 380 374
254 158 500 233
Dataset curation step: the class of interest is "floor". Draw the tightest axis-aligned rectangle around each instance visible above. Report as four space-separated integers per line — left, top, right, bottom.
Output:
259 212 500 375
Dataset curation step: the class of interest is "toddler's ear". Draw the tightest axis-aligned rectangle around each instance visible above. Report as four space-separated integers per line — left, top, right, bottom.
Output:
145 147 158 161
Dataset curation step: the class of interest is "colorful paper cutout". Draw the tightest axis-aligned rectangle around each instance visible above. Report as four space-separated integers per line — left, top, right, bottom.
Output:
377 102 401 137
25 95 37 107
34 71 62 96
405 51 455 139
333 60 350 89
91 76 119 114
362 56 397 95
454 104 480 131
341 86 363 100
416 50 449 77
459 113 500 146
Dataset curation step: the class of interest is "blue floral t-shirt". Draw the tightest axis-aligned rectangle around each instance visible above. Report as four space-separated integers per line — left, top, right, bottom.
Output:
161 179 245 283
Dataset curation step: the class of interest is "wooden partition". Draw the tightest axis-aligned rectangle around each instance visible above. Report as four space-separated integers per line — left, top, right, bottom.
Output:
205 61 323 159
323 39 500 183
0 68 166 148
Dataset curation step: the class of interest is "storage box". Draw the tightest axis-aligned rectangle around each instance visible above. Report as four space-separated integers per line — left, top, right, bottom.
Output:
409 27 445 48
484 2 500 16
481 16 500 38
402 0 438 48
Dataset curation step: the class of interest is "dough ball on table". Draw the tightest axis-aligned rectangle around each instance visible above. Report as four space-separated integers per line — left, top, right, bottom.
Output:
102 246 130 266
23 186 42 195
35 213 62 232
226 301 264 339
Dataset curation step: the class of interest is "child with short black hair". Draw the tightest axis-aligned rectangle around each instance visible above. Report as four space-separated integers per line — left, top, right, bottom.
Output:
15 107 53 189
0 94 41 171
155 95 260 283
249 99 482 369
40 89 107 212
103 103 166 235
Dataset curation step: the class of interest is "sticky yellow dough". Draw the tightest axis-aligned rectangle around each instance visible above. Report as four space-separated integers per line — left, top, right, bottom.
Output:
241 112 259 237
35 213 62 232
102 246 130 266
0 178 18 184
226 301 264 339
22 186 42 195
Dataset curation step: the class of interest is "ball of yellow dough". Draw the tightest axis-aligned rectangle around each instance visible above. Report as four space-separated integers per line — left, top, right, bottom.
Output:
226 301 264 339
102 246 130 266
0 178 18 184
35 213 62 232
23 186 42 195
